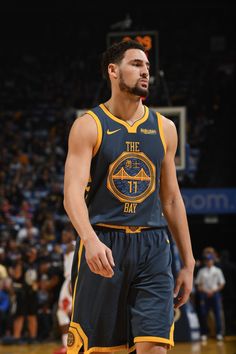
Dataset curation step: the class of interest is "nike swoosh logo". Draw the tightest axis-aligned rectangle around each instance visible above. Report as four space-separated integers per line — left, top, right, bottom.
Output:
107 128 121 135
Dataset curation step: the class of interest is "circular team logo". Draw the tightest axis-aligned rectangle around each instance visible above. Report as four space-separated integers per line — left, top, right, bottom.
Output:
107 152 156 203
67 331 75 347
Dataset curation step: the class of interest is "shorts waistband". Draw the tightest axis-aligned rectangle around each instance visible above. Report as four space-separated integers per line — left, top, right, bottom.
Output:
94 223 164 234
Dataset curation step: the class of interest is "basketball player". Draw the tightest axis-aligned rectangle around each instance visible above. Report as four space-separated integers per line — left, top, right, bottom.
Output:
53 228 76 354
63 40 195 354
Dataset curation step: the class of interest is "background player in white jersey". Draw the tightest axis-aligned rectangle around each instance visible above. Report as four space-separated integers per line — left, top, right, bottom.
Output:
53 227 76 354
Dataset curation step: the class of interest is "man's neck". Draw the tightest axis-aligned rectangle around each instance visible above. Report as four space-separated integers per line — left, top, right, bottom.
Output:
104 97 145 124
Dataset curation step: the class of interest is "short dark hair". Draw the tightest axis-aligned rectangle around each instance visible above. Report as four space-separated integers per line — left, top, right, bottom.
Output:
101 40 146 83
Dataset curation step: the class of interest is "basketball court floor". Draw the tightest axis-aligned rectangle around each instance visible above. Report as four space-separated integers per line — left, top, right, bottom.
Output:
0 337 236 354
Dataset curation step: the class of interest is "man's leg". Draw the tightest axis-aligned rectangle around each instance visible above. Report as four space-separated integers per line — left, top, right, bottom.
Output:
198 293 209 336
27 315 38 338
13 316 24 338
136 342 168 354
212 293 223 336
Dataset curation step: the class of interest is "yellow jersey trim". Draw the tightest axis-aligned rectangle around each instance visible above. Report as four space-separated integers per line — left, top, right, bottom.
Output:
67 320 131 353
96 223 149 234
134 322 175 348
67 321 87 353
87 110 103 156
84 344 129 353
71 242 83 321
169 322 175 345
134 335 174 349
157 112 166 154
100 103 149 133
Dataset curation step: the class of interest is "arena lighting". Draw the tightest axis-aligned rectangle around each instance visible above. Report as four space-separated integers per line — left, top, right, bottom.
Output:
204 216 219 224
110 13 132 30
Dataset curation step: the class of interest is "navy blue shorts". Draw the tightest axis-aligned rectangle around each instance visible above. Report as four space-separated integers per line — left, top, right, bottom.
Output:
67 226 174 353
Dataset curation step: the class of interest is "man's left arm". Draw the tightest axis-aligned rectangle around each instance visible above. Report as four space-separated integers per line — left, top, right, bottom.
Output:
159 115 195 308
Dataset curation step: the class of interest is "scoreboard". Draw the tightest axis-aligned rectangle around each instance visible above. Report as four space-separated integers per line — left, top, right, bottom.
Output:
107 31 159 82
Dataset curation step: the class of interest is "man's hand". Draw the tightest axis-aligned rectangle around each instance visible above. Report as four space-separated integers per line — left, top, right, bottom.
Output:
174 267 194 308
84 236 115 278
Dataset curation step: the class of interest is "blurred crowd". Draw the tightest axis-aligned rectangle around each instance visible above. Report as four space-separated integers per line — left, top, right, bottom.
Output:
0 102 76 343
0 224 75 343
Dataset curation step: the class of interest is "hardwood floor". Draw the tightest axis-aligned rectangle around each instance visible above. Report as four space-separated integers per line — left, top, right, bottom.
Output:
0 337 236 354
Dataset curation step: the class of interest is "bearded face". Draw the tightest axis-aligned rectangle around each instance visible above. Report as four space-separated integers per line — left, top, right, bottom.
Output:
119 70 149 98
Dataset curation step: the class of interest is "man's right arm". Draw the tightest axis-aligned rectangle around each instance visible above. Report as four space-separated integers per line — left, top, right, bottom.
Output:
63 114 114 278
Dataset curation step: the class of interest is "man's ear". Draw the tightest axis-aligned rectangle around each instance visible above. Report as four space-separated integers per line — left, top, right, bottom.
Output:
108 63 118 79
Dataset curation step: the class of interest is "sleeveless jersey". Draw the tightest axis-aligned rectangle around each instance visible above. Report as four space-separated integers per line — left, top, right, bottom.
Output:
85 103 166 227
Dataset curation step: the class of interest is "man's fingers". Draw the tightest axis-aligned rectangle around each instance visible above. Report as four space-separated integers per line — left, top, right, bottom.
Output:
174 295 187 308
85 243 115 278
174 288 191 308
100 253 114 276
88 257 103 273
174 282 181 298
106 248 115 267
87 255 113 277
87 260 98 274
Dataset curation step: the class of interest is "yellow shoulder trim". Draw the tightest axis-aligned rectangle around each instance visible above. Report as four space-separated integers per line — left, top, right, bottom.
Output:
156 112 166 154
87 110 103 157
100 104 149 133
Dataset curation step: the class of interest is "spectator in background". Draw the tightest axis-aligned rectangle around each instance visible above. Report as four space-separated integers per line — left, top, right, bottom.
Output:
38 256 63 343
220 249 236 335
194 246 221 275
37 274 53 341
0 277 11 337
202 247 221 266
41 216 56 242
5 239 22 267
5 259 25 344
38 257 63 311
0 250 10 337
17 218 39 244
195 253 225 342
23 247 39 343
0 247 8 280
3 247 39 344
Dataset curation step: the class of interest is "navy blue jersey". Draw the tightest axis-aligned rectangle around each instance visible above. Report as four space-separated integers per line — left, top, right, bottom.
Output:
85 103 166 227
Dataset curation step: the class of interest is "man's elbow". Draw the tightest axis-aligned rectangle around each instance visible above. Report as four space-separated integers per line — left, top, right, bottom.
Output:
161 198 176 214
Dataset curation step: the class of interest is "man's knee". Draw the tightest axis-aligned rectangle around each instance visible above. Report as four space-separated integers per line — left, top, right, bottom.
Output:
136 342 168 354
